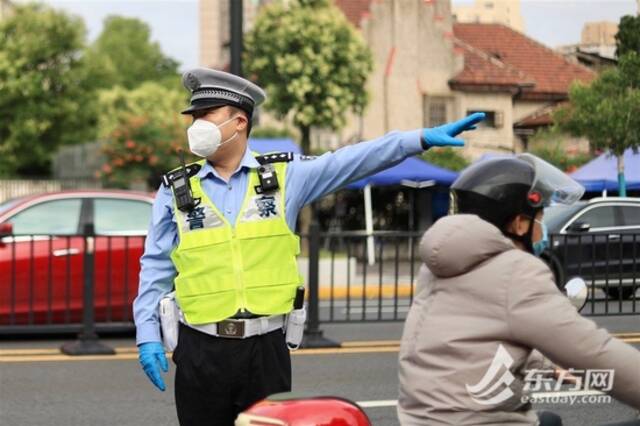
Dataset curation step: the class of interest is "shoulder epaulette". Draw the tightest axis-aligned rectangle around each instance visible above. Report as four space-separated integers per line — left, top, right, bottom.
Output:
161 163 202 188
255 152 294 165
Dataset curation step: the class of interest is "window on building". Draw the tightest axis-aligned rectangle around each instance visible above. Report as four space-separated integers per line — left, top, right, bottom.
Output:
467 110 503 128
424 97 448 127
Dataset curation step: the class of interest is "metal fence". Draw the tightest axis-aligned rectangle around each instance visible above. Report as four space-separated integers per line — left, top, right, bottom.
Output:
0 179 102 203
0 224 638 343
306 226 423 324
0 226 143 336
550 232 640 316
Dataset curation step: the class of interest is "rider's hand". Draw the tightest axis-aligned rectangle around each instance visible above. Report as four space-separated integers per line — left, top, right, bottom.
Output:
138 341 169 391
421 112 485 149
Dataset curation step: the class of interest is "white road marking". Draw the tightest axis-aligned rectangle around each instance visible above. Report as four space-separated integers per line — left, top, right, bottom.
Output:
356 400 398 408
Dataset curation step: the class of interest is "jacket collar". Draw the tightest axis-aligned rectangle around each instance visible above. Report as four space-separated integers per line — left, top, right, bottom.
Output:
196 147 260 180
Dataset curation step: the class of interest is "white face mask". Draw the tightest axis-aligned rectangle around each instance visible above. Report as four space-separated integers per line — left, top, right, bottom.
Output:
187 116 239 158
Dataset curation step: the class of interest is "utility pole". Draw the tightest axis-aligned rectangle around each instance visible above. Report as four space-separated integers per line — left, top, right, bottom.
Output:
230 0 243 76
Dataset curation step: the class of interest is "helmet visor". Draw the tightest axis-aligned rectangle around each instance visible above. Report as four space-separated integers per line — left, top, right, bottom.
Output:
517 153 585 206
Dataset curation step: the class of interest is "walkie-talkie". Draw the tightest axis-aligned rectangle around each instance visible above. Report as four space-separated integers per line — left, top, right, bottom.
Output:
293 286 305 310
174 150 198 212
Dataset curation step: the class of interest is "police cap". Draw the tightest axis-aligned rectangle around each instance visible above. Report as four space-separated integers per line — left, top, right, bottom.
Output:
180 68 266 117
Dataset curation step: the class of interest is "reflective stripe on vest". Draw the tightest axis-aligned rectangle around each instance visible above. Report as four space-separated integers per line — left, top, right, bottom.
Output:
170 158 301 325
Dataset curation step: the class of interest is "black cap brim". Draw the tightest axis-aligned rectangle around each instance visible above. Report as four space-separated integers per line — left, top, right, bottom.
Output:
181 99 231 115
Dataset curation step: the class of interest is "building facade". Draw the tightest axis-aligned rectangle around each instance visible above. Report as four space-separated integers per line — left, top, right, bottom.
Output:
452 0 524 32
337 0 594 159
0 0 14 21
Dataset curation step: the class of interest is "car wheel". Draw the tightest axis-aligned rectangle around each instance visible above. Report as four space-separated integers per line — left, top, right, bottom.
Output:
604 287 637 300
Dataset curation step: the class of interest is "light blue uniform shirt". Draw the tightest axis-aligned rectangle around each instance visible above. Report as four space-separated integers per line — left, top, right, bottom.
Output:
133 130 423 345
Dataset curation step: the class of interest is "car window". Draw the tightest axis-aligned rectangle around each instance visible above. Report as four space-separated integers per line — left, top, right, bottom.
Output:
9 199 82 235
620 205 640 227
573 205 620 229
543 203 584 232
94 198 152 235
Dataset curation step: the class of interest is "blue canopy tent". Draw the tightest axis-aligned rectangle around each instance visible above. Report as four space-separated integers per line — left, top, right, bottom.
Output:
248 138 301 154
570 149 640 193
346 156 459 189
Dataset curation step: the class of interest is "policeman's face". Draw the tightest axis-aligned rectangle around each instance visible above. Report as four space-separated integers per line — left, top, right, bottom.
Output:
193 106 248 142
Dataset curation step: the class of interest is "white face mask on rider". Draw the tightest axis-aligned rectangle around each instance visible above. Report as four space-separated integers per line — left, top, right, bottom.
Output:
187 115 239 158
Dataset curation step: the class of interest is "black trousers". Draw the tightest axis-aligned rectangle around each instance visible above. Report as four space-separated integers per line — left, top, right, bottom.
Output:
172 323 292 426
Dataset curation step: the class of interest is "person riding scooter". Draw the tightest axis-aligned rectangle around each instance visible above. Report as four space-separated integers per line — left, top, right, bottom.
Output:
398 154 640 425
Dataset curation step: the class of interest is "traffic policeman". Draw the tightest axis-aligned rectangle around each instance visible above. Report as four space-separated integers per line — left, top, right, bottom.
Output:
133 67 484 426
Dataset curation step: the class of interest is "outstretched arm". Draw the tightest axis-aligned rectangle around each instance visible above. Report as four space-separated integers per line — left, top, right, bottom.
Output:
285 113 484 209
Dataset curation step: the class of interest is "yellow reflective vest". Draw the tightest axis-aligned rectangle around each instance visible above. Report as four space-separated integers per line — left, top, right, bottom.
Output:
169 157 301 325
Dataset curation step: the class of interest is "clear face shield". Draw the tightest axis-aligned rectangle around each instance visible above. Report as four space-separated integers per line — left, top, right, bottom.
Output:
517 153 585 207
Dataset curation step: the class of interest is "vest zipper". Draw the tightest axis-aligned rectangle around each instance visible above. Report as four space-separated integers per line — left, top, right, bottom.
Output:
230 230 248 312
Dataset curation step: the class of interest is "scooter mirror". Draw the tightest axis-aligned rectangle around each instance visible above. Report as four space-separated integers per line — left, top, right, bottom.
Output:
564 277 588 312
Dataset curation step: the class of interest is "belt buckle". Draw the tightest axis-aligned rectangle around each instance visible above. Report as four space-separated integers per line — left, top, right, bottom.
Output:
217 319 245 338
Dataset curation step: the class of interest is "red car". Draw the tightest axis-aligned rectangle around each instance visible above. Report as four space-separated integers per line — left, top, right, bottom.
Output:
0 190 154 328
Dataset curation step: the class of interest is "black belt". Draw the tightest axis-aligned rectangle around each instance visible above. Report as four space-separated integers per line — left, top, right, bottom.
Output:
230 310 265 320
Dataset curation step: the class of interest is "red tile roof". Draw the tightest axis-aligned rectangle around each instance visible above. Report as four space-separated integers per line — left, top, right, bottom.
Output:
514 104 556 128
334 0 372 27
452 23 595 99
451 38 534 91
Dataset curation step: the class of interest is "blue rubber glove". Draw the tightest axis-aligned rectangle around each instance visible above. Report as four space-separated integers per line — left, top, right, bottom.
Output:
138 342 169 392
421 112 486 149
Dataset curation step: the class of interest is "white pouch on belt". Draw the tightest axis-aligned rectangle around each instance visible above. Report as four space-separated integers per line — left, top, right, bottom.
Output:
159 291 179 352
285 305 306 351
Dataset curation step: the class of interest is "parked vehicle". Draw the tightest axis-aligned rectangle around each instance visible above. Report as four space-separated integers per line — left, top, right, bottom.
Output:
0 190 154 326
544 197 640 300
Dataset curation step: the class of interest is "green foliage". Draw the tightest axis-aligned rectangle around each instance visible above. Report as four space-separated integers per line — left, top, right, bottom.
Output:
86 16 180 90
97 81 188 139
0 4 98 176
616 15 640 57
529 128 592 171
99 115 188 189
555 52 640 158
244 0 373 152
421 147 470 172
250 125 295 139
96 81 190 188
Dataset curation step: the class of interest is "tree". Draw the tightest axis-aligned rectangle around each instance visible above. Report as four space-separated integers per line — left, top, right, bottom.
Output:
97 81 188 138
556 52 640 195
615 15 640 57
421 148 470 172
0 4 98 176
96 81 190 189
244 0 373 153
98 115 187 189
86 16 180 90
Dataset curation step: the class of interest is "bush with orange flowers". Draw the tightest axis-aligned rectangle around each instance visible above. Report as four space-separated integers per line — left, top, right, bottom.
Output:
97 115 194 189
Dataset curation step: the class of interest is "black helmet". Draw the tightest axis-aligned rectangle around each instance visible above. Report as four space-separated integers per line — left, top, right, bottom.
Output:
450 153 584 250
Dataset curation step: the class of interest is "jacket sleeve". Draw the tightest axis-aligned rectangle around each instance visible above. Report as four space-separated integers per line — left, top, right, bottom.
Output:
506 255 640 409
284 130 423 209
523 350 555 373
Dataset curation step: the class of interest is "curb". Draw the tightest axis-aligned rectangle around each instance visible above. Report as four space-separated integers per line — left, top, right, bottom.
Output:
317 284 414 300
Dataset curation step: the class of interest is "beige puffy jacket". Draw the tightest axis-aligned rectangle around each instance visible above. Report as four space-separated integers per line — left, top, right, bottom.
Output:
398 214 640 425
